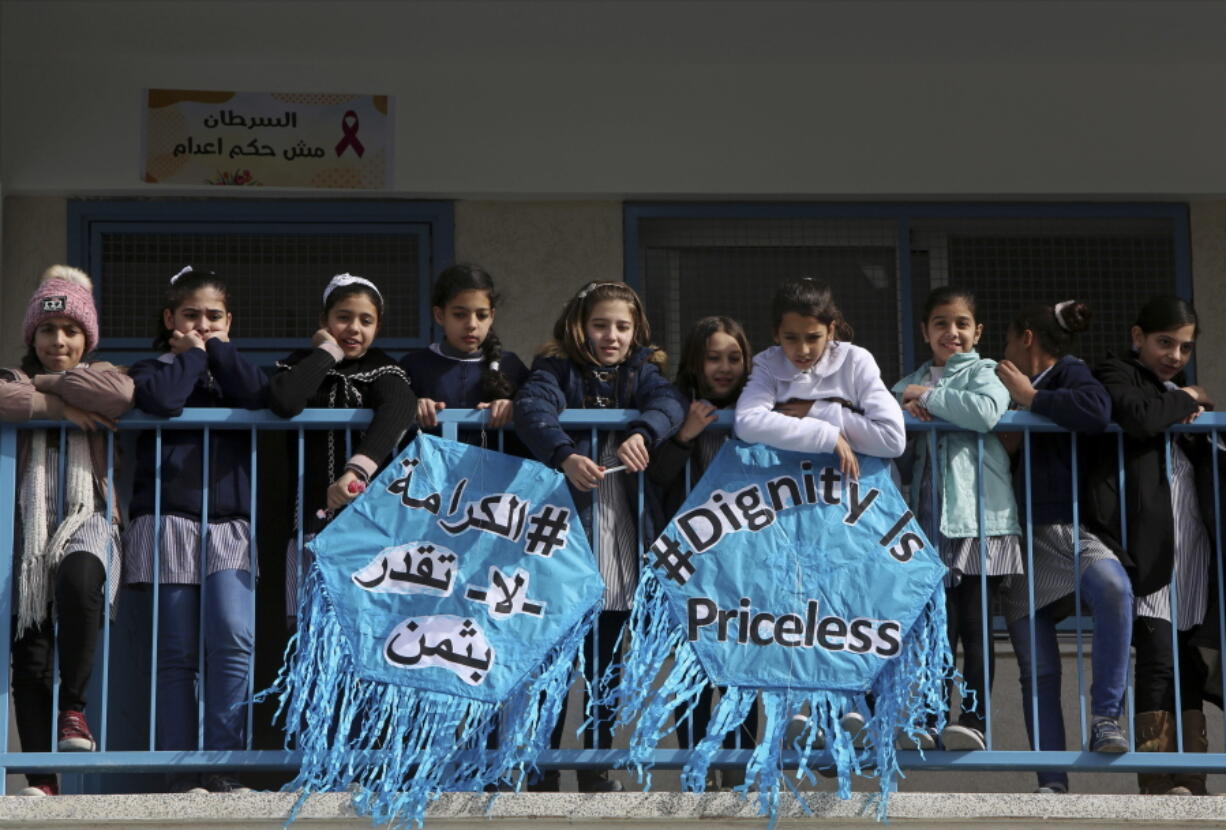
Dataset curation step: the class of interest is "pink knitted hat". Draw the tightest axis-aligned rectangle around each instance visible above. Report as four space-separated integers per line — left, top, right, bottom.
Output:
23 265 100 354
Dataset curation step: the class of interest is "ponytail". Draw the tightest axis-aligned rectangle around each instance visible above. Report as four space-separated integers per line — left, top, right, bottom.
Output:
479 331 516 400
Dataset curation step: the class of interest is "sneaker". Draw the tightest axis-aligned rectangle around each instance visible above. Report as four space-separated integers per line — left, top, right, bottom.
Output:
57 709 96 752
1034 784 1068 794
17 783 58 796
783 714 825 749
202 773 252 794
841 711 867 748
896 727 938 750
940 723 987 750
1089 717 1128 753
169 774 208 794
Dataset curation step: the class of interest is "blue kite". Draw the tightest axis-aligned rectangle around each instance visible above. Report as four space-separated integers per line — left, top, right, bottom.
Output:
605 440 951 821
268 433 605 827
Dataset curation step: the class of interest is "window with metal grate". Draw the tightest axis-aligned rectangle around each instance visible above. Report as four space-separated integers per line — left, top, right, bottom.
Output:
629 205 1188 386
69 200 454 365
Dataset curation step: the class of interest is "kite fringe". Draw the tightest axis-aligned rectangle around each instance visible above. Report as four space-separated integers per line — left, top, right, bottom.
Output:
261 563 597 829
599 571 953 826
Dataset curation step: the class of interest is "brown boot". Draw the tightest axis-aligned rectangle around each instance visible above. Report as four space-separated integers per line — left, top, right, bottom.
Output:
1135 710 1184 795
1170 710 1209 796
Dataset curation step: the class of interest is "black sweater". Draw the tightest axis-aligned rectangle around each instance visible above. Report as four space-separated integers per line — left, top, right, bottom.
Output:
268 346 416 533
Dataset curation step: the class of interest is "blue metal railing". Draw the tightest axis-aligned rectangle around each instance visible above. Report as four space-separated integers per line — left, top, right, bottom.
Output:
2 408 1225 790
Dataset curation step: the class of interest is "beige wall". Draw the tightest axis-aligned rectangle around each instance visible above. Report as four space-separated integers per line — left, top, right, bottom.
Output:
0 196 67 368
454 201 622 362
1191 201 1226 402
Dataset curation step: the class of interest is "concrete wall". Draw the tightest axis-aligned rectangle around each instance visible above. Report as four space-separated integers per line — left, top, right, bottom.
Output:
2 1 1225 198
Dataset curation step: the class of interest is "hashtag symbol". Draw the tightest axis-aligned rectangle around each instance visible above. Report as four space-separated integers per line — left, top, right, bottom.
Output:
652 535 695 585
524 506 570 558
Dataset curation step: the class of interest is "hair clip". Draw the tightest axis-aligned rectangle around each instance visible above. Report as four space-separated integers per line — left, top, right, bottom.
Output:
170 266 193 285
1053 300 1076 332
323 273 383 304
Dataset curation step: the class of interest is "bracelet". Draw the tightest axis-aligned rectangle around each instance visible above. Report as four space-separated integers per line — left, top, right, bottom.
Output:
343 463 371 484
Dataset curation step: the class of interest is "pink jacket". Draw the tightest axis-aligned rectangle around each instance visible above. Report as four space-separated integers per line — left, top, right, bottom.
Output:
0 363 135 506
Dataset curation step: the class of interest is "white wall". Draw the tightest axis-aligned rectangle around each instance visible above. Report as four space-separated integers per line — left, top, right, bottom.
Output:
2 0 1225 198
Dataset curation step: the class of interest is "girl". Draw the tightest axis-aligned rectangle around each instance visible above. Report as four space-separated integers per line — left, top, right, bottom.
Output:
735 279 906 473
1 266 132 797
1085 296 1218 796
735 278 905 746
647 316 754 786
269 273 416 620
125 267 267 794
892 286 1021 751
515 280 686 791
400 264 529 444
996 300 1131 794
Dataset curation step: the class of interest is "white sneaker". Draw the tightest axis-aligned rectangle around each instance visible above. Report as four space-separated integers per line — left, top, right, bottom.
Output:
782 714 825 749
940 723 986 750
896 727 938 750
840 711 867 748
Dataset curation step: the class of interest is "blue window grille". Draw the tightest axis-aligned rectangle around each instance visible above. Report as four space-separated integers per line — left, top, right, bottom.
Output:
67 200 455 366
624 203 1192 382
3 410 1226 793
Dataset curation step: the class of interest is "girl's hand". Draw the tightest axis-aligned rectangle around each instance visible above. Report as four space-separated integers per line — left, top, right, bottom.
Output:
203 330 229 344
774 399 814 419
833 433 860 481
327 470 363 510
904 399 933 421
312 328 338 349
1182 385 1214 409
995 360 1036 407
477 399 514 428
1183 405 1206 425
562 454 604 492
678 400 718 442
616 433 650 472
63 404 118 432
417 398 445 427
168 330 205 354
901 384 931 404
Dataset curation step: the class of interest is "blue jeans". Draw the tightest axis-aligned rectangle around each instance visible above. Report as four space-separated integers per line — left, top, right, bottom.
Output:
1007 557 1133 791
156 568 255 751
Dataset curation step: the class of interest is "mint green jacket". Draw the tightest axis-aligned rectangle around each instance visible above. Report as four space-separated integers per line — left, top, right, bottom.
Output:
892 351 1020 539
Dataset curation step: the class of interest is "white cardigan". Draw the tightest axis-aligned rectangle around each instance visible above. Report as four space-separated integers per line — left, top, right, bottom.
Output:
734 342 906 458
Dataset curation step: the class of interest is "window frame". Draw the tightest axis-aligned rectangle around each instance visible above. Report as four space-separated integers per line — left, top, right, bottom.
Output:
68 199 454 366
624 201 1193 379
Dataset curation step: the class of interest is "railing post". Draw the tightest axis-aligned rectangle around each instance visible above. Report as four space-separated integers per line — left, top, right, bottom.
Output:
0 423 18 793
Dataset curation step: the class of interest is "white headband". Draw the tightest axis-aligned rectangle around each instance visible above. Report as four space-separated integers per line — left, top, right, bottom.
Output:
1053 300 1075 332
323 273 382 304
170 266 194 285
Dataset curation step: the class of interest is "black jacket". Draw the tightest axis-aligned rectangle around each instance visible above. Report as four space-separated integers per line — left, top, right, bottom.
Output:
1084 351 1219 598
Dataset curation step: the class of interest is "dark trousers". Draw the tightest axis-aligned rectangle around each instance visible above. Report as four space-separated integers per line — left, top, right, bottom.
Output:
1133 616 1206 714
674 687 759 750
11 552 106 786
946 575 1005 730
552 609 630 751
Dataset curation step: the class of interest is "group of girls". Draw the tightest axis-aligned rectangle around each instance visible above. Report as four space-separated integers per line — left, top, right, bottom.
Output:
3 260 1218 799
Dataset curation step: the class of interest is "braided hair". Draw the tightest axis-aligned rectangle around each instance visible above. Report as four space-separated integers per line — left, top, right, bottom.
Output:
432 264 517 400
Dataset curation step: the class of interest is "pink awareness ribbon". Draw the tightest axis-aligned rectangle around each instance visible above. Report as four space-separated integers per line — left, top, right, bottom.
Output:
334 110 365 158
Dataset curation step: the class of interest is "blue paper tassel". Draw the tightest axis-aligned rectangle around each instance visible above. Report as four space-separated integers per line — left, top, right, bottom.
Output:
263 563 597 829
599 569 953 826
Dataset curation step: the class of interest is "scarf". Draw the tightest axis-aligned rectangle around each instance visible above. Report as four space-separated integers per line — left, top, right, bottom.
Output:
17 428 95 633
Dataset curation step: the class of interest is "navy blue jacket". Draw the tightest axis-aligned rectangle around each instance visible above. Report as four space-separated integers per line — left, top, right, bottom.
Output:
514 345 687 542
130 340 268 522
400 344 530 452
1014 355 1112 526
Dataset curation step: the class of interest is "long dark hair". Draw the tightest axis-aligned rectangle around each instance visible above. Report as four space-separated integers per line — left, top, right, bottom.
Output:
153 269 230 351
770 279 853 341
433 264 516 400
1134 295 1198 336
1009 300 1092 358
675 316 750 404
550 281 656 366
